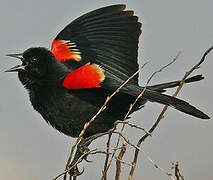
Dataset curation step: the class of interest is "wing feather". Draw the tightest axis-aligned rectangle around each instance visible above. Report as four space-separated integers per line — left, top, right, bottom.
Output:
52 4 141 85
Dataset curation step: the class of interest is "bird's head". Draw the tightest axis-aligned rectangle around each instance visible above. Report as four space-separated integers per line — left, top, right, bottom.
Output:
6 47 54 76
6 47 61 89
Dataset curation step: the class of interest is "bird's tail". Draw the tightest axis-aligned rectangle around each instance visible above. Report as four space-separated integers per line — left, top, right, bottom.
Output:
147 74 204 92
122 78 209 119
142 88 210 119
141 74 210 119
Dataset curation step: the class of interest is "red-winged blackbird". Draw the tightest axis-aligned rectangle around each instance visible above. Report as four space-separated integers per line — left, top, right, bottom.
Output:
6 5 209 138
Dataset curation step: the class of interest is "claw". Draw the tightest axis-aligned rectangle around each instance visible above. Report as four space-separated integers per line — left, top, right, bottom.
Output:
69 165 84 177
68 133 110 178
77 167 85 176
83 155 93 163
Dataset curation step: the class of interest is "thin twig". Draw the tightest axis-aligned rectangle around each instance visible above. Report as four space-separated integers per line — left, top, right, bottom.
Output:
128 46 213 179
102 133 112 180
57 46 213 180
112 131 140 151
114 156 132 167
102 52 180 179
54 149 97 180
174 46 213 96
115 142 127 180
142 150 175 180
61 63 148 180
172 162 184 180
128 52 180 180
115 120 152 136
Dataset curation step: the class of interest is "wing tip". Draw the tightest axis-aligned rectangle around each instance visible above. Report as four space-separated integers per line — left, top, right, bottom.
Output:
189 105 210 120
109 4 126 10
199 113 210 120
183 107 210 120
92 4 126 13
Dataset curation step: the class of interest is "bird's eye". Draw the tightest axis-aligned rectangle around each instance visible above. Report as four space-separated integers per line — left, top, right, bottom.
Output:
31 57 37 63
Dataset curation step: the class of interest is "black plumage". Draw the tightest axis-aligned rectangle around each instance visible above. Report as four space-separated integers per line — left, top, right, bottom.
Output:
6 5 209 139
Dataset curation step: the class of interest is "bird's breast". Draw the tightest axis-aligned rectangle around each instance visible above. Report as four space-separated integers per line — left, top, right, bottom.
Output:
28 86 107 137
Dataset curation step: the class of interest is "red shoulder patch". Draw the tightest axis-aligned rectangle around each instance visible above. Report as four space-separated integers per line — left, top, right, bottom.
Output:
51 40 81 61
62 63 105 89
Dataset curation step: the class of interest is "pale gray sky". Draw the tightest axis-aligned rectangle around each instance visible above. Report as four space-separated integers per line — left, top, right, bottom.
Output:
1 0 213 180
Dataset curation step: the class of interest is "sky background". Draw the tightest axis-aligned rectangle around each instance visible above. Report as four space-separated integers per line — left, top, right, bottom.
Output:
1 0 213 179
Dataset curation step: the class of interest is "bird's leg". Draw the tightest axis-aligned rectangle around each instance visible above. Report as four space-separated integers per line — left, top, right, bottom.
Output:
68 143 85 178
69 131 112 178
83 130 115 147
79 131 114 162
68 136 101 177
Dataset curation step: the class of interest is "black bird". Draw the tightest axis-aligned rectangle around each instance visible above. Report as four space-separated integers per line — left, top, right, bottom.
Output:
6 4 209 139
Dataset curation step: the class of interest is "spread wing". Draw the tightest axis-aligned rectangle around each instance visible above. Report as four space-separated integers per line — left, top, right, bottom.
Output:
51 4 141 88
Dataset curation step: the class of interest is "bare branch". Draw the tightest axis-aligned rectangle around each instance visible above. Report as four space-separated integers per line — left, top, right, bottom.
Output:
172 162 185 180
54 149 97 180
146 51 181 85
102 52 180 180
100 63 148 178
128 52 180 179
102 133 112 180
114 156 132 167
115 120 152 136
142 150 175 180
115 142 127 180
128 46 213 179
112 131 140 151
56 46 212 180
60 63 148 180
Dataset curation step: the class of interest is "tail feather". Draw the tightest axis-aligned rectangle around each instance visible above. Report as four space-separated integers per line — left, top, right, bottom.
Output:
104 77 209 119
147 75 204 92
142 89 210 119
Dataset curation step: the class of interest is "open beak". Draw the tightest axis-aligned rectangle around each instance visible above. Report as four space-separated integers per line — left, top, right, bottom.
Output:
5 53 25 72
5 65 25 72
6 53 24 60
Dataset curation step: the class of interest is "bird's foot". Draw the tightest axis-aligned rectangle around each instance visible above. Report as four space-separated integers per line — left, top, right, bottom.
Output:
69 131 112 178
68 140 91 178
68 165 84 179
